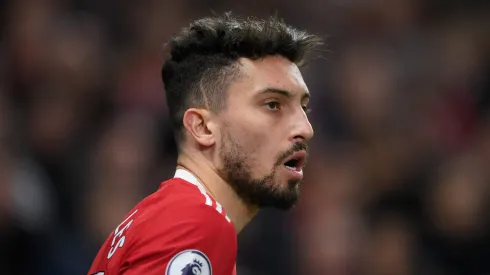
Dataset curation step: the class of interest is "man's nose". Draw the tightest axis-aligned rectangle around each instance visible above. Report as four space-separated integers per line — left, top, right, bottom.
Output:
290 110 314 143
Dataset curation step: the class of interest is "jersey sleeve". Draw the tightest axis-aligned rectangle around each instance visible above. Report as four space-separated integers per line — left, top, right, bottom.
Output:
120 202 237 275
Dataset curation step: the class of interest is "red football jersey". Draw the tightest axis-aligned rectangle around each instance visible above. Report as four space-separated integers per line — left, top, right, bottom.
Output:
88 169 237 275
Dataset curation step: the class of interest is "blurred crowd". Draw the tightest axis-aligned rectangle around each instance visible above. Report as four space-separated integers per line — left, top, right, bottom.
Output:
0 0 489 274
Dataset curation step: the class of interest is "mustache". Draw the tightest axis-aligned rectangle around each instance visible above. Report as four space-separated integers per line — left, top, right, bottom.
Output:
275 142 309 166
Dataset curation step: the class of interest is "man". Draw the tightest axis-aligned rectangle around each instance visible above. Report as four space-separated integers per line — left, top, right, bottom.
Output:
88 13 322 275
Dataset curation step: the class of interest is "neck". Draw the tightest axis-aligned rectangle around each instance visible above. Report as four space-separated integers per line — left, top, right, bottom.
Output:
176 152 258 234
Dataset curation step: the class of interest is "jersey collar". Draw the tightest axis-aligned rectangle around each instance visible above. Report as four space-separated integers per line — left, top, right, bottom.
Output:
174 168 206 190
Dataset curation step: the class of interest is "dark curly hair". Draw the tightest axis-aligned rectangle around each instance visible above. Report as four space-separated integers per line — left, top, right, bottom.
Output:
162 13 323 144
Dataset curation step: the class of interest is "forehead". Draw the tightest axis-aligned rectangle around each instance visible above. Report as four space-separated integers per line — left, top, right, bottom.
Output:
230 56 308 98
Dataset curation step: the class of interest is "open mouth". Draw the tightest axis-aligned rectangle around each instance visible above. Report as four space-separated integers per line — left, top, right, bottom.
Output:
283 151 306 172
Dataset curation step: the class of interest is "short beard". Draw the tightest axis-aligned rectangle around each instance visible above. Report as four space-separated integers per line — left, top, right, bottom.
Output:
217 131 306 210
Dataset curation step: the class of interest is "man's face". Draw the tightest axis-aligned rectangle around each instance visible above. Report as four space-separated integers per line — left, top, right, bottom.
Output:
216 56 314 210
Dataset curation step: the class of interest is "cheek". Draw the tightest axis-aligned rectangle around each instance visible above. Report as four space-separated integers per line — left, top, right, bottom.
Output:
231 128 273 165
235 130 267 157
226 114 281 166
228 116 268 148
247 135 282 173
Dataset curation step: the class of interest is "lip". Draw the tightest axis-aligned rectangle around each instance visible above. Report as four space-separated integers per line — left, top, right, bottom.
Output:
283 165 304 180
283 151 307 170
282 150 307 180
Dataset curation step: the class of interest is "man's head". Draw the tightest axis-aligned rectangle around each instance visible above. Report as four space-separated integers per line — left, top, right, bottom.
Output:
162 13 322 210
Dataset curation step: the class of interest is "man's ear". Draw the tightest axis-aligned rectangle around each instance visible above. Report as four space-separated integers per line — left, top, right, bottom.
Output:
182 108 216 147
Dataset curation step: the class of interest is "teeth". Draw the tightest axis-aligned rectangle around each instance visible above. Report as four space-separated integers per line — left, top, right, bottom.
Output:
285 165 296 171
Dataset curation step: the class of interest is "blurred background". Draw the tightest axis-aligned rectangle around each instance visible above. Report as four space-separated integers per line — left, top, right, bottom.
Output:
0 0 490 274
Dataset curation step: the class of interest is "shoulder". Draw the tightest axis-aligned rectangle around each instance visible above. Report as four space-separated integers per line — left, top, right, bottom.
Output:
139 177 233 228
88 177 237 275
124 178 237 274
131 177 236 244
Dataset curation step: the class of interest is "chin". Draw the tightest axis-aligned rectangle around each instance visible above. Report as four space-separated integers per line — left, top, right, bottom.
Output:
259 184 301 210
287 178 301 187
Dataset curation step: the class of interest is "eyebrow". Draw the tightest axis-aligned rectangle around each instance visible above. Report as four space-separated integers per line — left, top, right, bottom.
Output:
257 88 310 100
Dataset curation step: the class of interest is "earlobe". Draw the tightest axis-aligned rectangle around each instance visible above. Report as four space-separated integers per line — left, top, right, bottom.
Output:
182 109 215 147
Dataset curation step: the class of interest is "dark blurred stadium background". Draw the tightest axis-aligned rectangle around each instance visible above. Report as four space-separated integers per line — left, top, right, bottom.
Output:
0 0 490 274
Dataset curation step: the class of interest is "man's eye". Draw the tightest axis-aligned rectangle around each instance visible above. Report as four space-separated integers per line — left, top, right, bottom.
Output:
266 101 281 110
